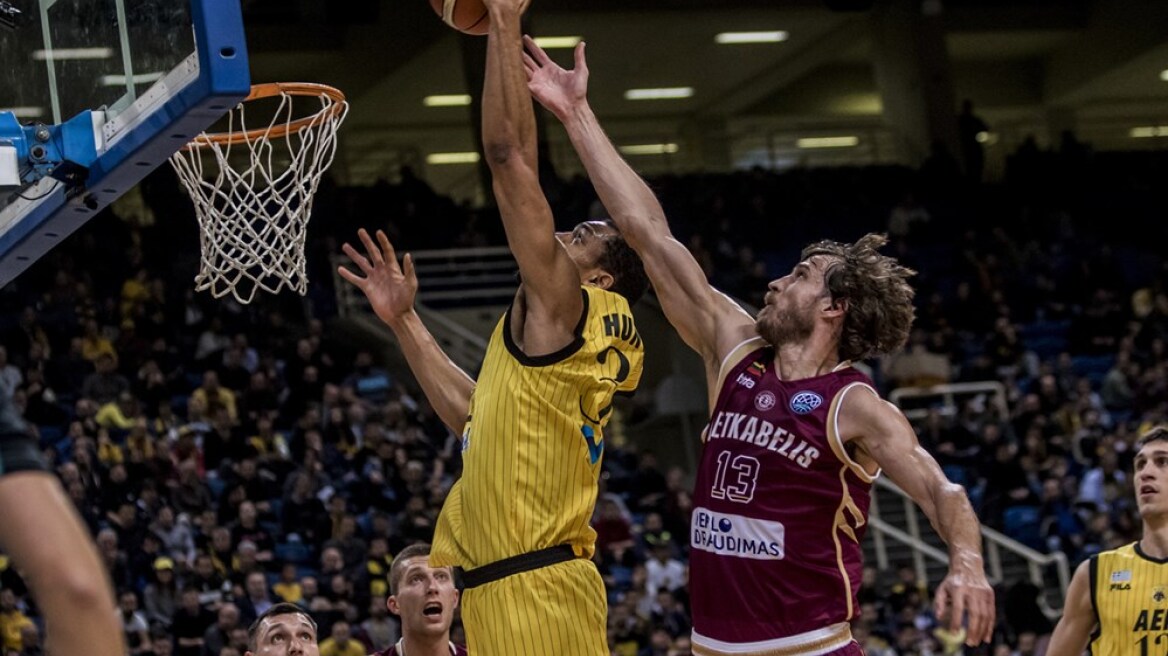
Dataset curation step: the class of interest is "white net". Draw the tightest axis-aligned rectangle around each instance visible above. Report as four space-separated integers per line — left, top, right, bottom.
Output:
169 85 349 304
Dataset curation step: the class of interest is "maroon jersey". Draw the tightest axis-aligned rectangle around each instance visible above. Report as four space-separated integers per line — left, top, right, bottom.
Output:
690 339 879 648
372 641 468 656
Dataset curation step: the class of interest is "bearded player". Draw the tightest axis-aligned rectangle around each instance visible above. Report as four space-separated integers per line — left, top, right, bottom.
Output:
522 37 994 655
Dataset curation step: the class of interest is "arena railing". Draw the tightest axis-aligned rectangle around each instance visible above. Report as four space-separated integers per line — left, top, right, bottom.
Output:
869 470 1071 620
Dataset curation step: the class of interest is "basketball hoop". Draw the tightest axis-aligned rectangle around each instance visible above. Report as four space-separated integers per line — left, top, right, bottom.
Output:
169 82 349 304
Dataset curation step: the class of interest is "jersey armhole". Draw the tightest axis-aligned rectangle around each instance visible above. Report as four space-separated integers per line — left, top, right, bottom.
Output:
826 382 881 483
701 337 766 444
712 336 766 394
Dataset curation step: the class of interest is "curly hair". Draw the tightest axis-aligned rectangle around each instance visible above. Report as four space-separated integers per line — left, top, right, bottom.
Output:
801 233 916 362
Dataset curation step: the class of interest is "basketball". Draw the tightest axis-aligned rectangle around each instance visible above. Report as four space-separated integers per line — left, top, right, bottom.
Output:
428 0 490 35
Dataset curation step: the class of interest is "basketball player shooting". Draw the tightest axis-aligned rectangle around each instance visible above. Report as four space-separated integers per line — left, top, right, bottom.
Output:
338 0 648 653
523 37 995 655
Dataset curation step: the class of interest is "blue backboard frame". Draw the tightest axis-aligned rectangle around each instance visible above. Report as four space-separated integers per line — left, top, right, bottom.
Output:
0 0 250 288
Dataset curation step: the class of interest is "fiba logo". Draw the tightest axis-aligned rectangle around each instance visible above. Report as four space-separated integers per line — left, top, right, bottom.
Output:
754 391 776 412
790 391 824 415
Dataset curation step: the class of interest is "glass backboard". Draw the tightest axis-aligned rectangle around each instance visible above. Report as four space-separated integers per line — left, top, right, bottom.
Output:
0 0 250 287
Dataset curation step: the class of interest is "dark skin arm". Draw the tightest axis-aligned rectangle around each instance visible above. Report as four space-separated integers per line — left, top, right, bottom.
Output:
481 0 583 356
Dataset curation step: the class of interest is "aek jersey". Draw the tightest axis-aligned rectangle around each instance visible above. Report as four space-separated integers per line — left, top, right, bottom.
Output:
690 338 880 645
1089 542 1168 656
431 286 644 569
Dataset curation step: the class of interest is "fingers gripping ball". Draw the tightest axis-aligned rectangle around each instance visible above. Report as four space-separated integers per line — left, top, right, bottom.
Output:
429 0 490 35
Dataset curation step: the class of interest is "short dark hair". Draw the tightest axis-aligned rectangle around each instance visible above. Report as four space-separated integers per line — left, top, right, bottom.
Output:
596 220 649 305
246 602 316 651
801 232 916 361
389 543 435 596
1136 426 1168 451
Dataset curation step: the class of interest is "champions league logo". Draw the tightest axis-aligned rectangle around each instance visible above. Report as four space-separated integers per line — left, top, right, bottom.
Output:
789 391 824 414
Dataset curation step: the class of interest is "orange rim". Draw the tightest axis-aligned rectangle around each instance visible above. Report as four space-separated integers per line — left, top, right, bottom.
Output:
185 82 346 148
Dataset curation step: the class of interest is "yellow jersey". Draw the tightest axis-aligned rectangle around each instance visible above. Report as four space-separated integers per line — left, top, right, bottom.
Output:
431 286 644 569
1089 541 1168 656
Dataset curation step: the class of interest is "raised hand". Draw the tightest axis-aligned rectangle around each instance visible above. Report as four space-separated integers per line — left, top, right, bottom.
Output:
934 568 996 646
522 35 589 119
337 229 418 328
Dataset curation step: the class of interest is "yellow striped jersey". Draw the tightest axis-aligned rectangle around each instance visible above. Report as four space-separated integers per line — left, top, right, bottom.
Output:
1089 541 1168 656
430 286 643 568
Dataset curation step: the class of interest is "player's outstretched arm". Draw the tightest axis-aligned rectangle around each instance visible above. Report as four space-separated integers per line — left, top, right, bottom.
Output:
523 36 755 362
480 0 583 353
1047 560 1094 656
339 229 475 435
839 390 996 646
0 472 125 656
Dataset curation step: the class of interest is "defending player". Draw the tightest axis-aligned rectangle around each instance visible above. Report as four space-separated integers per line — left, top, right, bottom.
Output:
373 543 468 656
0 384 125 655
1047 426 1168 655
338 0 647 653
523 38 995 655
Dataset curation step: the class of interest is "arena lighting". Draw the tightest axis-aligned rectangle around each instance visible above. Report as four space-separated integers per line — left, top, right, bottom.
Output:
715 31 789 44
796 136 859 148
1160 69 1168 82
31 47 114 60
624 87 694 100
533 36 583 49
426 152 481 164
1130 126 1168 138
424 94 472 107
0 106 44 118
100 72 164 86
619 143 679 155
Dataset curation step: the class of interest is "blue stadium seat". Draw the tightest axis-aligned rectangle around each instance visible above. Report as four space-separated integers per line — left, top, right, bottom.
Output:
1003 505 1044 551
275 541 311 564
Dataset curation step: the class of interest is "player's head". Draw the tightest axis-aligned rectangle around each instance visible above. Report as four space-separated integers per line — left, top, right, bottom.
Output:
1134 426 1168 520
245 602 318 656
556 220 649 304
756 233 915 361
387 543 459 641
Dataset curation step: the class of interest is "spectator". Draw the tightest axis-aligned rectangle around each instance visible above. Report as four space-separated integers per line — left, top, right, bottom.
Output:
144 557 180 629
200 603 240 656
119 591 154 656
317 621 363 656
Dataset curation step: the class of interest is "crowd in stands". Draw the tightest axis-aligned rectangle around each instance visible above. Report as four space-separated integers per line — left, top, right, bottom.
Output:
0 135 1165 656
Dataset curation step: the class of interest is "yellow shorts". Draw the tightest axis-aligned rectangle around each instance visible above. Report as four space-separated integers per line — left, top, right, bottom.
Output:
461 557 607 656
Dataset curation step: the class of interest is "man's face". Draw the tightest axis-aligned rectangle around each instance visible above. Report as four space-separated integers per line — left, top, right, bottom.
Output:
555 221 617 286
1134 441 1168 519
247 613 318 656
388 556 460 640
756 255 836 346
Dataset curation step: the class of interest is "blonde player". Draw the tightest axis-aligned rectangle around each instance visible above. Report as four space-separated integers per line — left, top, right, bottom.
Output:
338 2 648 655
1048 426 1168 655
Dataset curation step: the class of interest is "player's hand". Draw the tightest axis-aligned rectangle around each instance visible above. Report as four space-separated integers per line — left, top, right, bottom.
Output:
337 229 418 328
523 35 588 119
934 568 995 646
480 0 531 15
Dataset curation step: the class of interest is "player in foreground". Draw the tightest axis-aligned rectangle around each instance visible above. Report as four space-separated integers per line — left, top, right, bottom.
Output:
372 543 467 656
1047 426 1168 655
339 0 647 653
0 390 125 656
244 602 319 656
523 37 995 655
